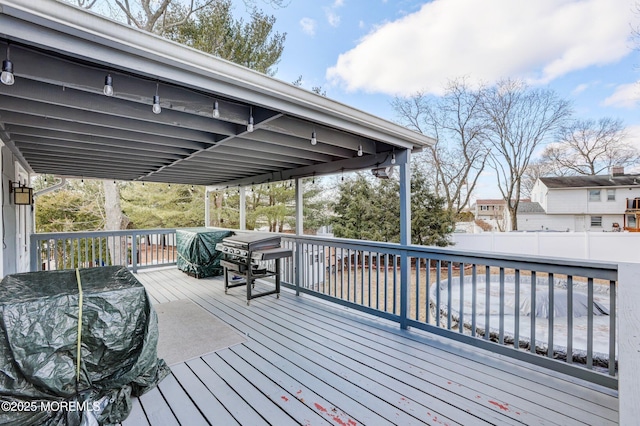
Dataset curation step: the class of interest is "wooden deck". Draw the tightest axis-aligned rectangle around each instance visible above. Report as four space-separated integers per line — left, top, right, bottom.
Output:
125 267 618 426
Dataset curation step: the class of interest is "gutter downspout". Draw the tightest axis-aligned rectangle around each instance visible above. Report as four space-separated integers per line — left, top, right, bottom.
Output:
34 177 67 198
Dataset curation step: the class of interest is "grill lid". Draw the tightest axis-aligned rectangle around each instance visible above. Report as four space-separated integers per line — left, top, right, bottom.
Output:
222 233 281 250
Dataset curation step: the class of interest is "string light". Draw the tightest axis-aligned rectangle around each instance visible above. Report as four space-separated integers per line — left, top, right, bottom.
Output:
103 74 113 96
247 107 254 132
213 100 220 118
152 82 161 114
391 150 396 165
1 45 14 86
357 144 363 157
311 131 317 145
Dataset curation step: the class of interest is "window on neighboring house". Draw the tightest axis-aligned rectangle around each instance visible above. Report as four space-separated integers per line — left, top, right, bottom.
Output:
589 189 601 202
590 216 602 227
627 215 637 228
607 189 616 201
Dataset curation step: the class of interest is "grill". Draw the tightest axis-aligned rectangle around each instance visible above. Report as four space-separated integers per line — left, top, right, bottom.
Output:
215 233 292 305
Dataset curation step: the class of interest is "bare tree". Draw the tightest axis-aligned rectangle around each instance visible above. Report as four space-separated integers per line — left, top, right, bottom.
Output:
392 78 489 214
520 160 560 198
540 118 637 176
69 0 289 33
482 79 572 230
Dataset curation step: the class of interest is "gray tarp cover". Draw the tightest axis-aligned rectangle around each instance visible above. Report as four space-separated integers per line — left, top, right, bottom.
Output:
0 266 169 425
176 228 232 278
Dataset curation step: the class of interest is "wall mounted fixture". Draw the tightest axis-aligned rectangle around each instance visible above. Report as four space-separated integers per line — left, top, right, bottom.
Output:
1 45 14 86
103 74 113 96
9 180 33 205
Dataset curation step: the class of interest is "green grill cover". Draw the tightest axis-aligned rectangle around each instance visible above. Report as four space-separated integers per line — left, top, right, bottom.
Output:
0 266 169 426
176 228 233 278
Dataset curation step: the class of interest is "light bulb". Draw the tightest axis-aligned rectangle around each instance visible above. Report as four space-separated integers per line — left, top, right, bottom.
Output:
357 144 363 157
311 131 317 145
247 116 254 132
213 101 220 118
152 95 161 114
391 152 396 165
103 74 113 96
1 60 14 86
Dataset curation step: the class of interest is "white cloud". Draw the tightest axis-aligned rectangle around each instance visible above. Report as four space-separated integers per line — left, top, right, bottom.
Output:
603 81 640 109
333 0 345 7
327 0 638 96
326 10 341 27
571 83 590 96
300 17 317 36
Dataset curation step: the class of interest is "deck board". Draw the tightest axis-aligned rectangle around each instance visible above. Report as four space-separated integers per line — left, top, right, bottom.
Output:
126 268 618 425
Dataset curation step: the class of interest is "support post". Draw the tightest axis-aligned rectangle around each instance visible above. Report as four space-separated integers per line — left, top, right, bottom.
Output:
618 262 640 425
239 186 246 231
398 149 411 329
294 178 304 295
204 190 210 227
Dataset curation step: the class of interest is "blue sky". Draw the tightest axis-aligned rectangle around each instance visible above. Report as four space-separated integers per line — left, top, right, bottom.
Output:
238 0 640 198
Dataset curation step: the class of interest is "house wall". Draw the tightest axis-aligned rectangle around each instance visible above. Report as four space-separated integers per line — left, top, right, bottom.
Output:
545 187 640 214
1 145 33 277
451 231 640 263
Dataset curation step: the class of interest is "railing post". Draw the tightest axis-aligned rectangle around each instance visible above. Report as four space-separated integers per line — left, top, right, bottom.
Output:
618 262 640 425
29 234 39 272
295 241 302 296
131 232 138 273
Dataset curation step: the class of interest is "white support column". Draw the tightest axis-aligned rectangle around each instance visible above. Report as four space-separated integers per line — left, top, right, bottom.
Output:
618 262 640 425
204 190 210 227
239 186 246 231
294 178 304 295
295 178 303 236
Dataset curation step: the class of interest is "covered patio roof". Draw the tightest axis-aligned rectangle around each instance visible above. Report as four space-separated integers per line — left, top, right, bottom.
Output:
0 0 434 188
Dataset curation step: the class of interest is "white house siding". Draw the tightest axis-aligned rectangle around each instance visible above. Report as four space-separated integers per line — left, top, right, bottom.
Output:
518 213 572 231
523 179 640 232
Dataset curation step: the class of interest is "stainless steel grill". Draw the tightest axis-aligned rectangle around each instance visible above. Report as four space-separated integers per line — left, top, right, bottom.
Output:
215 233 292 304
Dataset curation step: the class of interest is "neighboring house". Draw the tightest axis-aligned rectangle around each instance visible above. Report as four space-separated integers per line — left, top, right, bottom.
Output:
474 199 508 230
527 167 640 232
474 198 530 231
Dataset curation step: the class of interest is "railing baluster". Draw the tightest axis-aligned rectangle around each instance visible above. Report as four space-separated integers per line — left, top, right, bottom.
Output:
587 277 594 369
609 279 616 376
459 263 465 334
567 275 573 364
376 253 380 310
471 264 476 337
531 271 537 354
384 254 389 313
415 257 420 321
360 250 364 305
425 259 431 325
514 269 520 350
484 265 490 341
368 252 372 308
340 247 344 299
548 273 554 359
447 262 452 330
436 260 441 328
499 267 505 345
393 255 398 315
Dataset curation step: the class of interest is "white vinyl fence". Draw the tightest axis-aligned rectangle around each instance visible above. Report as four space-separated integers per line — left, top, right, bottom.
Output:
451 232 640 263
